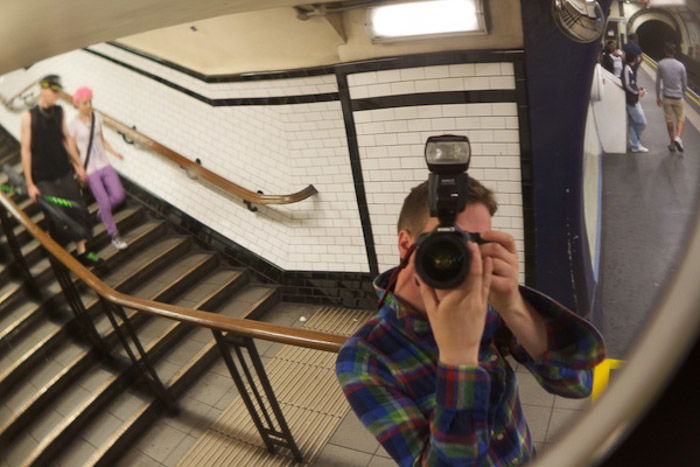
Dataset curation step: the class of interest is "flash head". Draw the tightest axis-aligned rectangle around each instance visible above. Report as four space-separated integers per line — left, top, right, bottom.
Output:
424 134 471 174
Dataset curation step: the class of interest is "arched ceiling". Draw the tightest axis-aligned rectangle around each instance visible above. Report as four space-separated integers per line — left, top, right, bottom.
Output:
0 0 335 75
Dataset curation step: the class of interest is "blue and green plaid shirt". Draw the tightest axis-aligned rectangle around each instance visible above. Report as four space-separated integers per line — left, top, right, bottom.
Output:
336 269 605 466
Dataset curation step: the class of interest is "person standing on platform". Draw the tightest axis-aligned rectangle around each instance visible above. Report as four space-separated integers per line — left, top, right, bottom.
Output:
656 42 687 153
622 53 649 153
20 74 100 266
69 86 128 250
602 39 624 78
622 32 643 72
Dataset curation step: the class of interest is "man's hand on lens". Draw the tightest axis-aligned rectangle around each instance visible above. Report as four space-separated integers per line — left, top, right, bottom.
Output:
417 241 492 366
479 230 522 316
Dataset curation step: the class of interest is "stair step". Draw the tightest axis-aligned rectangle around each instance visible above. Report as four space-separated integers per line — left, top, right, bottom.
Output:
0 222 170 398
61 271 253 466
0 250 211 459
0 212 158 314
23 269 246 466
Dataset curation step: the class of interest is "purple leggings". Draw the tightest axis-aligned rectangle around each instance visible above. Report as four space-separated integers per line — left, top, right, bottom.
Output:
87 165 125 236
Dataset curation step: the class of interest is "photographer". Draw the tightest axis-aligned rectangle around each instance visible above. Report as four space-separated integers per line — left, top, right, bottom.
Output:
335 136 605 465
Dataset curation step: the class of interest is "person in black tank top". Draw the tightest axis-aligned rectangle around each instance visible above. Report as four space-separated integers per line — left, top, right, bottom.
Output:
20 74 101 266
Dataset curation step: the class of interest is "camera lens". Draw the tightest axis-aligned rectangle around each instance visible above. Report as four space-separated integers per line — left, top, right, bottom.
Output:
415 231 471 289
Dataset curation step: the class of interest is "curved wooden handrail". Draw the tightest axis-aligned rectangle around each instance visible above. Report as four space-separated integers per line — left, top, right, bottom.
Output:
0 80 38 111
95 109 318 205
0 81 318 205
0 190 346 353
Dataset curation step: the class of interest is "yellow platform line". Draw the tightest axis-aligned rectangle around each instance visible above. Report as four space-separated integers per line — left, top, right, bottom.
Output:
592 358 625 402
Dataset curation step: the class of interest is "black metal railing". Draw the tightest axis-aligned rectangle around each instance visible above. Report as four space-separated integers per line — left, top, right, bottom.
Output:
0 192 313 462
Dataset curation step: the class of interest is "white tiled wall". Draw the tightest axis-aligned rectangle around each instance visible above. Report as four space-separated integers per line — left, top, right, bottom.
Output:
348 62 516 99
90 44 338 99
348 63 524 278
0 47 525 278
0 48 368 273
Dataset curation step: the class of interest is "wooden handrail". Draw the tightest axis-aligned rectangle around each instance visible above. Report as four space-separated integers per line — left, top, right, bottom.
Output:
0 190 346 353
0 80 38 111
0 81 318 205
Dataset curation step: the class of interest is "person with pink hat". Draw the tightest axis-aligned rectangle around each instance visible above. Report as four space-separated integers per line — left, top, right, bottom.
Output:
69 86 128 250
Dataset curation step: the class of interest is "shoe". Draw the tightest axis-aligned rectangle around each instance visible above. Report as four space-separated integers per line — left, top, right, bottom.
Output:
631 145 649 153
76 251 104 267
674 136 684 152
111 234 128 250
668 143 676 152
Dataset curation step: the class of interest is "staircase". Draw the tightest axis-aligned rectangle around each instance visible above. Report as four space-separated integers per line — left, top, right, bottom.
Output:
0 128 302 466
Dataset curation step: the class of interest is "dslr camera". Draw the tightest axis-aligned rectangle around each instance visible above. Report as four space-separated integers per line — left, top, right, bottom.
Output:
415 135 485 289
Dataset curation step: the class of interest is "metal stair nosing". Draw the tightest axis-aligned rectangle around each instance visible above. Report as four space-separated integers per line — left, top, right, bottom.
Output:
0 222 172 397
0 210 48 250
238 285 283 321
0 237 198 428
0 253 224 461
94 285 284 467
0 219 167 316
90 340 220 467
86 272 263 466
0 346 101 447
24 270 249 466
0 234 193 352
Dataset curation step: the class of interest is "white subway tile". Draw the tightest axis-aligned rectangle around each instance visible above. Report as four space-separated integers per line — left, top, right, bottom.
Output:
414 79 440 93
400 67 426 80
448 63 476 77
424 65 450 79
475 62 503 76
490 76 516 90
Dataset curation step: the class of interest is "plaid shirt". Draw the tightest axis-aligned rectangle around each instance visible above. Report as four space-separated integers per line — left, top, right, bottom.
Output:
336 269 605 466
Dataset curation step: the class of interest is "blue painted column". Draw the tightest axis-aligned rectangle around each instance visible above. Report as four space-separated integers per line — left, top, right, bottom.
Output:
521 0 611 311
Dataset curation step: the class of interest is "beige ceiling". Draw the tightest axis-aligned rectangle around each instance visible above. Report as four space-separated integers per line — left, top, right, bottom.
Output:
0 0 335 75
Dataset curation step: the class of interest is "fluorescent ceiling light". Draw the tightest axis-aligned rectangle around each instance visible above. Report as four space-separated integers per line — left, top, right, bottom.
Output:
371 0 485 40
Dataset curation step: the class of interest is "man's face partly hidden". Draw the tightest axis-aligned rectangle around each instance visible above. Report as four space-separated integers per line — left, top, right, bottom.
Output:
40 87 59 106
396 202 492 313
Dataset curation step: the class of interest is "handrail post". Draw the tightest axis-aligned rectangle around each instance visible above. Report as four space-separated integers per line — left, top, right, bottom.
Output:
98 297 177 413
212 330 304 463
47 255 110 356
0 203 41 298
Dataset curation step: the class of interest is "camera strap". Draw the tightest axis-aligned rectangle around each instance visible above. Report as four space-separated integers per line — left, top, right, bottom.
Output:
377 244 416 310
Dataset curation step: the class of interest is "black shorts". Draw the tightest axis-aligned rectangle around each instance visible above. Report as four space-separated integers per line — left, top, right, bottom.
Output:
36 172 92 244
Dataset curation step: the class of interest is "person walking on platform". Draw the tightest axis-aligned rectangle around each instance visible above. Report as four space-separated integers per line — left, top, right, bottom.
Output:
69 86 128 250
20 74 101 266
622 53 649 153
656 42 687 153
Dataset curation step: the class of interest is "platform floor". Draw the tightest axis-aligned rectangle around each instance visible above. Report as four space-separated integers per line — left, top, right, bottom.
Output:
600 62 700 358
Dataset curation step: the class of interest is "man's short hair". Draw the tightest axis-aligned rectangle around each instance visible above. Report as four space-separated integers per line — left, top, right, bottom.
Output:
397 177 498 236
665 42 677 56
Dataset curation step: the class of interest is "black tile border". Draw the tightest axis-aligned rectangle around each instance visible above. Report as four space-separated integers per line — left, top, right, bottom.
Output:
83 48 340 106
106 41 338 82
336 73 379 276
120 177 377 309
351 89 517 111
512 59 536 286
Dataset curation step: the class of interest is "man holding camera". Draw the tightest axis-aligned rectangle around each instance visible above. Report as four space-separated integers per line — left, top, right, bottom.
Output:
336 136 605 465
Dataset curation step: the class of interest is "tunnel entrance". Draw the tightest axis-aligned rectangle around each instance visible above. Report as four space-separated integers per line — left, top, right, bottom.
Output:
636 20 679 61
